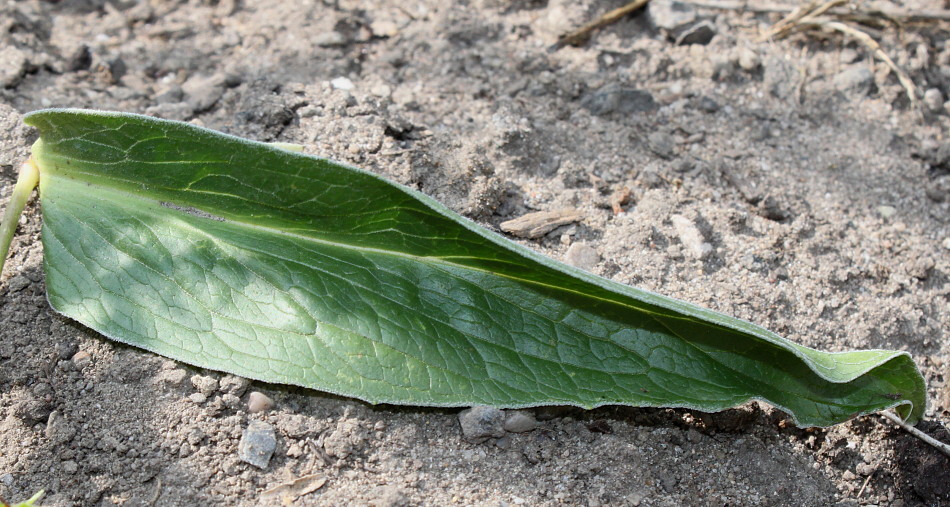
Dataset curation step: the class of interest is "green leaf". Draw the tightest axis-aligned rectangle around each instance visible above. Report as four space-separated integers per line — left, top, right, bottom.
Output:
20 109 925 427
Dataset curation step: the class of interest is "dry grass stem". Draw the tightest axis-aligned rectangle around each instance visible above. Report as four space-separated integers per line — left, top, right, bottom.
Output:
760 0 849 41
680 0 950 23
798 19 919 109
554 0 651 49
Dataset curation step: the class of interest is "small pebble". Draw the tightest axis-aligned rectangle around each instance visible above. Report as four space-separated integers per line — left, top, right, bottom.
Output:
182 73 227 113
923 88 944 113
648 0 697 30
670 215 713 259
942 238 950 250
737 47 760 71
565 243 601 272
7 275 30 292
660 474 678 493
239 420 277 469
188 393 208 404
503 412 538 433
0 472 13 486
247 391 274 413
331 76 354 90
581 85 657 116
62 460 78 474
313 31 347 47
458 406 505 443
877 205 897 219
495 435 512 449
833 65 874 95
72 350 92 370
675 20 715 46
686 428 703 444
647 132 676 159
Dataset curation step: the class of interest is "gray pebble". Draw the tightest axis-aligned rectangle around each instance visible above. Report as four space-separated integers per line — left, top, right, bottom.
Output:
155 85 184 104
834 65 875 96
495 435 512 449
660 474 678 493
676 20 715 46
62 460 79 474
671 214 712 259
582 85 657 116
247 391 274 413
0 472 13 486
7 275 30 292
763 56 798 99
565 243 600 272
503 412 538 433
737 47 760 71
648 0 697 31
65 44 91 71
697 96 720 113
458 406 505 443
45 410 76 446
188 393 207 404
757 195 788 221
877 205 897 219
909 256 935 280
672 158 696 173
239 420 277 469
182 73 227 113
923 88 944 112
647 132 676 160
72 350 92 370
925 175 949 203
0 46 29 88
143 102 193 122
313 31 347 47
686 428 703 444
56 341 78 361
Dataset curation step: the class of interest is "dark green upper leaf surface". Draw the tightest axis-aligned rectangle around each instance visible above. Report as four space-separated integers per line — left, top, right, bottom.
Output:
24 109 925 427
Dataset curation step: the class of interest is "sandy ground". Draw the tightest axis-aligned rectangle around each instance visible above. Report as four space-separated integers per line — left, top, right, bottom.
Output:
0 0 948 505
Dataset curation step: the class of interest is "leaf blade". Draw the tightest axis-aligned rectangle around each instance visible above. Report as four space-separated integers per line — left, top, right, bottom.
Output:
25 109 926 427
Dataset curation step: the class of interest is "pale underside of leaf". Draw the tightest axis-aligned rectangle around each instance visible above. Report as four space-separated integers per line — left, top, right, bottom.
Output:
22 109 926 427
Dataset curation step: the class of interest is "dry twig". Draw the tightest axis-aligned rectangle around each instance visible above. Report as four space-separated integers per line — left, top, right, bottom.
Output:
553 0 651 49
755 1 920 110
880 411 950 459
678 0 950 23
760 0 849 41
797 19 919 109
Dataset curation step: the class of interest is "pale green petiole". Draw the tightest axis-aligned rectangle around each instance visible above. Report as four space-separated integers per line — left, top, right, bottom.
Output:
0 158 40 276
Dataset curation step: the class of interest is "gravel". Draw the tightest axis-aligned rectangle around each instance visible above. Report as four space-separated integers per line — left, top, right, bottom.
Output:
238 420 277 469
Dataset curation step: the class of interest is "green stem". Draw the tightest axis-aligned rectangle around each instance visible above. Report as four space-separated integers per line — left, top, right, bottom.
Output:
0 158 40 276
